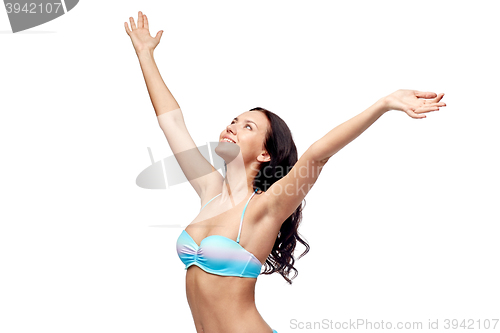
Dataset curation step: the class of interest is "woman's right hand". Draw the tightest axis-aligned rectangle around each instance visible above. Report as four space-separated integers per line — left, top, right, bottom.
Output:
124 11 163 55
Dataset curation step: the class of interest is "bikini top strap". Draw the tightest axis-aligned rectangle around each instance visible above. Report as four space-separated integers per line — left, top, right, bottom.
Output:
236 188 258 244
200 193 222 211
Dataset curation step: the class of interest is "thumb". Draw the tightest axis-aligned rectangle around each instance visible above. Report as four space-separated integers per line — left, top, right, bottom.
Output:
155 30 163 41
415 91 437 99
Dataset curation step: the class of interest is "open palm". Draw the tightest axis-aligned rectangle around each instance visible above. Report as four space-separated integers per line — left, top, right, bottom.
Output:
385 89 446 119
124 11 163 54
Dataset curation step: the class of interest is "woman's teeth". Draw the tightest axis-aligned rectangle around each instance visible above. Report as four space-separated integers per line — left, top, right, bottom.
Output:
222 138 235 143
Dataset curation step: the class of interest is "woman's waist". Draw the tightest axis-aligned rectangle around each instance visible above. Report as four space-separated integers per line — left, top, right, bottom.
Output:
186 266 258 306
191 297 267 333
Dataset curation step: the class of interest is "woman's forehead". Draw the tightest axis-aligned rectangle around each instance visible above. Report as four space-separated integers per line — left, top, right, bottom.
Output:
236 111 268 126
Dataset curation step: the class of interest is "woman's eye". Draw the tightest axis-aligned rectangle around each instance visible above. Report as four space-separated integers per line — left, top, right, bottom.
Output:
230 121 251 130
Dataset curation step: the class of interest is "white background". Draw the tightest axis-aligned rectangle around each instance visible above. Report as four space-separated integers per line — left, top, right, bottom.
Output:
1 1 499 332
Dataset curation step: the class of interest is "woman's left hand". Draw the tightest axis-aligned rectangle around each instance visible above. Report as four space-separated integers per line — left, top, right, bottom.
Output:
383 89 446 119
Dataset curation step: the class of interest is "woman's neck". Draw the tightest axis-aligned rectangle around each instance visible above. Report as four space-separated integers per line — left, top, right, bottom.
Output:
220 152 258 207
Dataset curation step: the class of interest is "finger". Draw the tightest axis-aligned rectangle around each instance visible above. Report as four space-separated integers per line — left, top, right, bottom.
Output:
430 93 445 103
406 108 426 119
129 17 136 30
416 105 441 113
423 100 447 107
138 11 143 29
415 91 437 99
429 101 446 107
124 22 131 35
143 14 149 30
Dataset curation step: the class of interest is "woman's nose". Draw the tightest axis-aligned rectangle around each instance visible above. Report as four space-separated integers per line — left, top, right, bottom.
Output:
226 124 236 134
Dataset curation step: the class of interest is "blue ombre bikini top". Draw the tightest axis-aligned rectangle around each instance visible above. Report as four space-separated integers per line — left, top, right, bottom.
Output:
176 188 263 278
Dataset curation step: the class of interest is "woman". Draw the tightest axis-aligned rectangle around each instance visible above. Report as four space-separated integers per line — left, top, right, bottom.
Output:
124 11 446 333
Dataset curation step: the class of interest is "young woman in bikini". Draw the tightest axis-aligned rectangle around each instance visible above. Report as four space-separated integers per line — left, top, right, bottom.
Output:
124 11 446 333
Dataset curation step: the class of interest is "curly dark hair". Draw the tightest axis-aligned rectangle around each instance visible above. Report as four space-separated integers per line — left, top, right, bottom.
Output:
248 107 310 284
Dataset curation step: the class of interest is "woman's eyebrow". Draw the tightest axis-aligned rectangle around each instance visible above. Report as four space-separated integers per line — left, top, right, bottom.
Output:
233 117 258 128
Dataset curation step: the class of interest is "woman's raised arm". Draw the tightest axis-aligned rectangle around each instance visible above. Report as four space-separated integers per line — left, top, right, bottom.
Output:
260 90 446 227
125 11 223 200
310 90 446 164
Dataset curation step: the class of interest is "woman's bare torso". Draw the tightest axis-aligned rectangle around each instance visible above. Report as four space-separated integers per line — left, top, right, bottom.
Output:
183 191 280 333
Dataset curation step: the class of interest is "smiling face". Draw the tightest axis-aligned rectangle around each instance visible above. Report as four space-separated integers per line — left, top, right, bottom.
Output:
216 111 271 165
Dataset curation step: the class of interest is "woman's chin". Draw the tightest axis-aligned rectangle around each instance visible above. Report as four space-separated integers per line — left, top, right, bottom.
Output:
215 141 240 162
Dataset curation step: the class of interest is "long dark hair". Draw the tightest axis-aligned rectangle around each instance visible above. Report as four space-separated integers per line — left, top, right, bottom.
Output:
249 107 310 284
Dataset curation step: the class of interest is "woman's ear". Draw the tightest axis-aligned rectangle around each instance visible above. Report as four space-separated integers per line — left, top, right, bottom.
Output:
257 151 271 163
